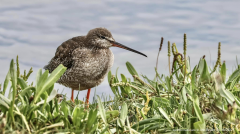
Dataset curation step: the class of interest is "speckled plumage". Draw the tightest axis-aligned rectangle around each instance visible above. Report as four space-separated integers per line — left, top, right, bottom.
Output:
44 27 114 91
44 27 147 93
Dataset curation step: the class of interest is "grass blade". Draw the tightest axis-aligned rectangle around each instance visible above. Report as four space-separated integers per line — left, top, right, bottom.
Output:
97 96 107 124
34 64 66 103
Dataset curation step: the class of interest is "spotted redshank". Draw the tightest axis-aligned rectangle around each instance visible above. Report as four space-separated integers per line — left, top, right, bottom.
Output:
44 27 147 104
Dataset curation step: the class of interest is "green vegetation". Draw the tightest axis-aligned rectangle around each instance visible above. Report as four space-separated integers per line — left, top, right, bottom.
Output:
0 35 240 133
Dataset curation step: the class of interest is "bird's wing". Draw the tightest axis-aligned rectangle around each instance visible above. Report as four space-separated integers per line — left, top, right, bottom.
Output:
44 36 85 73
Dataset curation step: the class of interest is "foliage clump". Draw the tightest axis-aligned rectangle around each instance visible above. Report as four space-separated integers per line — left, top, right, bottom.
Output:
0 34 240 133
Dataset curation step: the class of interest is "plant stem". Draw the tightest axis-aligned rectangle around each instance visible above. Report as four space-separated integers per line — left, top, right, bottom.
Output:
156 37 164 78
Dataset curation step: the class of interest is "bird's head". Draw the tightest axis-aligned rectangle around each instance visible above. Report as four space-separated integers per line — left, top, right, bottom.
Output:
86 27 147 57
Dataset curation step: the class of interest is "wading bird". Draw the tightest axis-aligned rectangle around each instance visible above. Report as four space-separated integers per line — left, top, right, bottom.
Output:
44 27 147 104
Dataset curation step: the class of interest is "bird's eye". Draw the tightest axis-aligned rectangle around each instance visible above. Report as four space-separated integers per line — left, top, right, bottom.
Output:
100 36 105 39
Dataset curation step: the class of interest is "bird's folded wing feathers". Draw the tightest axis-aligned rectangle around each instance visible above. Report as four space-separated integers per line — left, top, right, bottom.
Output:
44 36 85 72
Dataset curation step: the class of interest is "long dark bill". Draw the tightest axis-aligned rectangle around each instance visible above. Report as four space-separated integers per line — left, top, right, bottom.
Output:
111 41 147 57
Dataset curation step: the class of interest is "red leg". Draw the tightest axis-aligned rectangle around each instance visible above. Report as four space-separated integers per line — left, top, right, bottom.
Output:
85 88 91 105
71 89 74 102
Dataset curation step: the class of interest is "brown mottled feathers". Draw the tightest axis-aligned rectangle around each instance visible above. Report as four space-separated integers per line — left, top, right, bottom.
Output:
44 28 114 91
44 36 85 72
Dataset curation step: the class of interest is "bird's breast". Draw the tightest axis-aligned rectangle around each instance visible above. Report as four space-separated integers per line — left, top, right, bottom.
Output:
70 48 114 80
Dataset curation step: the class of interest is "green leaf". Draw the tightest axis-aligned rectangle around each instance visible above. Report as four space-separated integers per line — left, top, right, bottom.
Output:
199 59 211 83
36 89 57 106
17 77 28 90
219 87 239 105
191 66 197 91
121 74 127 82
36 70 49 95
8 59 17 124
100 125 109 134
220 62 226 83
36 68 42 89
132 118 165 132
115 67 119 83
3 70 10 95
72 106 84 126
10 59 17 102
97 96 107 124
0 99 10 112
19 87 35 98
106 110 119 119
226 68 240 88
34 64 66 103
193 121 205 132
0 93 11 105
158 107 173 128
126 61 139 76
198 59 204 75
86 109 98 133
108 70 112 83
193 101 204 123
171 117 182 127
182 86 187 103
165 76 171 92
14 110 30 132
120 102 128 126
60 100 69 118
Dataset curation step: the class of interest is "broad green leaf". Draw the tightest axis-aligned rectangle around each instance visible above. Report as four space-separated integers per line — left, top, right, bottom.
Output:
0 94 11 104
0 99 9 112
106 110 119 119
108 70 112 83
193 101 204 123
191 66 197 91
34 64 66 103
47 85 54 95
220 62 226 83
60 100 69 118
171 117 182 127
17 77 28 89
3 70 10 95
202 113 212 120
19 87 35 98
158 107 173 128
199 59 211 83
186 57 191 73
121 74 127 82
86 109 98 133
120 102 128 126
219 86 240 106
132 118 164 129
115 67 119 83
126 61 139 76
193 121 205 132
226 68 240 87
97 96 107 124
165 76 171 92
9 59 17 123
35 68 42 90
36 70 49 94
36 89 57 106
198 59 204 75
10 59 17 102
182 86 187 103
72 107 84 126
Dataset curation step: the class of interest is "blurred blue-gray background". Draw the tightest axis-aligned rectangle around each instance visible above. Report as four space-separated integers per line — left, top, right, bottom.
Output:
1 0 240 101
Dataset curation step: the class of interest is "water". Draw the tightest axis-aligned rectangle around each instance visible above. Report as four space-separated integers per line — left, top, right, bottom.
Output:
1 0 240 101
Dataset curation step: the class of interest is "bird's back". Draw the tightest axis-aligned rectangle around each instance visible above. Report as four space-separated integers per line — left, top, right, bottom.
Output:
44 36 85 72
